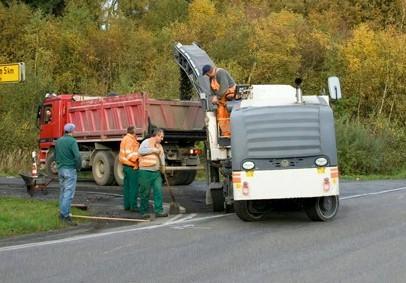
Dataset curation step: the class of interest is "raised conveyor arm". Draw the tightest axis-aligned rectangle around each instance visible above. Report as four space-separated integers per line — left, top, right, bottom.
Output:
173 42 215 105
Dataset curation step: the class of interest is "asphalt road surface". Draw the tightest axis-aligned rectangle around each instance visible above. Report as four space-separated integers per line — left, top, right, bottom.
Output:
0 178 406 283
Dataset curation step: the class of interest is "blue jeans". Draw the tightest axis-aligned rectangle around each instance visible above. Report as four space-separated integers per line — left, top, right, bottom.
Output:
58 168 77 218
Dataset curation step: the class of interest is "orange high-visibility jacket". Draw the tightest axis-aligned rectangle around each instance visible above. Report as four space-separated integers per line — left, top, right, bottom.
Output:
119 133 140 169
138 138 165 171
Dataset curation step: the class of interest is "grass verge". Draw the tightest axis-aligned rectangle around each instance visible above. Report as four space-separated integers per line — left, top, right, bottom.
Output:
0 197 88 238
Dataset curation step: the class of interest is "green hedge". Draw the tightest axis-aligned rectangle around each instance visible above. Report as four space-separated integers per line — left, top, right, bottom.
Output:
336 117 406 175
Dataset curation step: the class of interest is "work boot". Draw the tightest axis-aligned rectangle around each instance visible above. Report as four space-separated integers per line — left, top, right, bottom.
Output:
65 217 78 226
155 212 168 218
139 214 150 220
60 215 77 226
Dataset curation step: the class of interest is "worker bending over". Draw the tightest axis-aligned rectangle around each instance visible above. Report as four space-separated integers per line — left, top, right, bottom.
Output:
202 64 236 137
138 128 168 218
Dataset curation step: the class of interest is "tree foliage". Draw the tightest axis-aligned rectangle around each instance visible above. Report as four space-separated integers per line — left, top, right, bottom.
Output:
0 0 405 174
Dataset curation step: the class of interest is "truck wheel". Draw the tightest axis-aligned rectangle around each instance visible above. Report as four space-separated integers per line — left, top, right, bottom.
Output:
304 196 339 221
166 171 185 186
45 151 58 176
113 154 124 186
182 170 197 185
234 200 266 221
92 151 115 186
165 170 197 186
211 188 225 212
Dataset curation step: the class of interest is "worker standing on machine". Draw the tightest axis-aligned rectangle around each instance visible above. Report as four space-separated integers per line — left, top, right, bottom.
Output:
202 64 236 138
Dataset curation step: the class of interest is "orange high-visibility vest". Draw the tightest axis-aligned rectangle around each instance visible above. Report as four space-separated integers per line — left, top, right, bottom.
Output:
139 139 164 169
119 134 140 168
210 70 236 100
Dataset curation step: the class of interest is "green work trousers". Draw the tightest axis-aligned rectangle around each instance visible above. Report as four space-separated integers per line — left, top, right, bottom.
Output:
123 166 139 210
139 170 163 214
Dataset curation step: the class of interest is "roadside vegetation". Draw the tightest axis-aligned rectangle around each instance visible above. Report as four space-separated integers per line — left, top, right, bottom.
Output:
0 150 31 176
0 0 405 177
0 197 87 238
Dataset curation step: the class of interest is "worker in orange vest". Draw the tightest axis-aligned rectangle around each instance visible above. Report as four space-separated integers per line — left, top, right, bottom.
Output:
202 64 236 138
119 126 140 211
138 128 168 218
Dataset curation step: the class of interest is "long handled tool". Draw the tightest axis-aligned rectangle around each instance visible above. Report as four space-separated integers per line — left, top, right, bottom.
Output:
162 171 183 215
71 215 149 222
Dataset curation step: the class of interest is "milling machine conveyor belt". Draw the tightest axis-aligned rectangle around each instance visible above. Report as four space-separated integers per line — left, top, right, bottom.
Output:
173 42 215 102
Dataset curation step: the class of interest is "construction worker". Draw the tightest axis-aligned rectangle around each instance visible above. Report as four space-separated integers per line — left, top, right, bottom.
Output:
119 126 140 211
138 128 168 218
202 64 236 137
55 123 81 225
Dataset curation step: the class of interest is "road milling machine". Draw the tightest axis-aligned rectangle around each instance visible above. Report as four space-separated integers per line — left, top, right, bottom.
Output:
174 42 342 221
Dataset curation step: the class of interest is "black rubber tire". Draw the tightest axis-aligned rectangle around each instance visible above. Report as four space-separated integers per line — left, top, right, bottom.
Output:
234 200 266 221
45 151 58 176
225 203 234 213
211 188 225 212
92 151 115 186
166 171 186 186
182 170 197 185
113 154 124 186
304 196 339 221
166 170 196 186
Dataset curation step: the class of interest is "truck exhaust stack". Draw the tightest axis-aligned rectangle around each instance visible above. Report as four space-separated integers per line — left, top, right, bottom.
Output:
295 78 303 104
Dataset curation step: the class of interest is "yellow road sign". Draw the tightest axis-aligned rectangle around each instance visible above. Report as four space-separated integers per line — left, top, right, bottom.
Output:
0 63 25 83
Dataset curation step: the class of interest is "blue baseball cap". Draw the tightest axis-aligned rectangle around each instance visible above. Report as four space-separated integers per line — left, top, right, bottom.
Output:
64 123 76 133
202 64 212 76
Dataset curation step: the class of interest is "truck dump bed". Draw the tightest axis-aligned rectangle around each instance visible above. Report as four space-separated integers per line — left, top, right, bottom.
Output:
68 93 205 141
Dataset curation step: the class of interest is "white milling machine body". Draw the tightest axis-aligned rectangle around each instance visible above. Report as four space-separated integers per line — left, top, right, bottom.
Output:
174 43 342 221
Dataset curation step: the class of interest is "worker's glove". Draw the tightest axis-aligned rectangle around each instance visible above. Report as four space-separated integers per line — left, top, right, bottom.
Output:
211 96 219 105
160 165 166 174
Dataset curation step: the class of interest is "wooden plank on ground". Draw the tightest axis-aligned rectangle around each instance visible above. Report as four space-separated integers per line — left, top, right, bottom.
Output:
71 215 149 222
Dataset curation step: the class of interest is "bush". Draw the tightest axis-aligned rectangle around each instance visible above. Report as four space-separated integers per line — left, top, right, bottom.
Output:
336 117 406 175
0 149 32 176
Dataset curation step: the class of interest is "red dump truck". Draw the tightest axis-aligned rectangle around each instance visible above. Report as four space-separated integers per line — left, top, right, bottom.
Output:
37 93 205 186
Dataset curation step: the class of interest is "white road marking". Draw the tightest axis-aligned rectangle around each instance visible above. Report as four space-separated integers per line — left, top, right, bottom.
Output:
1 186 406 253
163 213 197 225
340 187 406 200
171 224 212 230
0 214 231 253
163 214 184 224
172 224 195 230
172 213 197 223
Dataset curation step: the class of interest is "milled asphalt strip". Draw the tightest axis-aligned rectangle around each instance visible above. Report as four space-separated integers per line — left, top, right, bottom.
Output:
1 186 406 253
340 187 406 200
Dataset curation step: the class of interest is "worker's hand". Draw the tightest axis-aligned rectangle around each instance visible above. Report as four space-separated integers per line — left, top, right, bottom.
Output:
226 92 235 101
160 165 166 174
211 96 218 105
152 148 160 154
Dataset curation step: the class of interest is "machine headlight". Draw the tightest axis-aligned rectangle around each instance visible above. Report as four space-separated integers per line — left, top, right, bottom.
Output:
315 157 328 167
242 161 255 170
